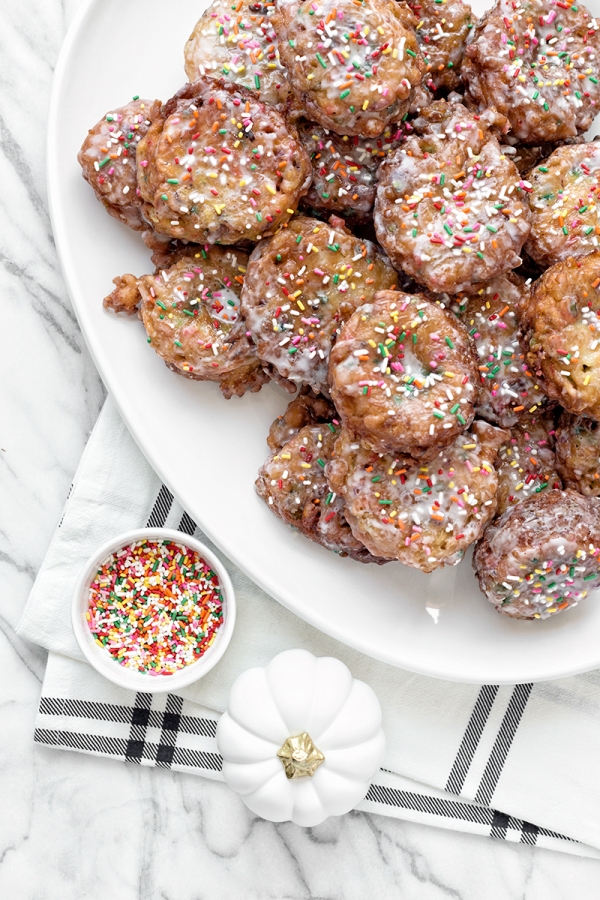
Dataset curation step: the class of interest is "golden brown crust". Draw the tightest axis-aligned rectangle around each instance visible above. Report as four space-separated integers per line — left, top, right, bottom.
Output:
407 0 473 92
184 0 290 109
326 420 508 572
522 252 600 419
136 78 312 244
78 99 161 231
374 101 531 294
328 289 480 459
555 410 600 497
256 421 387 562
240 215 398 392
275 0 424 137
103 274 141 316
495 411 562 516
474 489 600 619
267 389 337 452
462 0 600 145
525 143 600 268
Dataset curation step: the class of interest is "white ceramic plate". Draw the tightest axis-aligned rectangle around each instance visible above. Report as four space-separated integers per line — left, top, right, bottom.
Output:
48 0 600 684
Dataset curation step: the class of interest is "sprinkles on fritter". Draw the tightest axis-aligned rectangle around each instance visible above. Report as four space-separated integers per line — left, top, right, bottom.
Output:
275 0 425 136
463 0 600 144
374 100 532 294
184 0 290 108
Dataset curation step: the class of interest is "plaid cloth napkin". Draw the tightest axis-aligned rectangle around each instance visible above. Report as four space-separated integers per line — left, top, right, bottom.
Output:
17 398 600 858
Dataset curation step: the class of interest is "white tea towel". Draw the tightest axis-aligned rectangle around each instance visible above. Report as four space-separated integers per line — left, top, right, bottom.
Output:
18 398 600 856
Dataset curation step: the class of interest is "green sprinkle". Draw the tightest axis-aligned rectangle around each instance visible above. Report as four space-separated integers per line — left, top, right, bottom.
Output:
450 403 460 414
457 413 466 425
533 91 539 99
562 225 568 235
445 337 454 348
433 410 445 419
161 194 168 201
378 499 393 505
156 300 167 310
254 74 261 89
486 224 498 233
327 423 336 433
317 458 326 468
371 475 382 482
476 251 484 259
412 228 417 237
590 76 599 84
288 347 298 354
296 234 303 244
167 178 179 185
256 212 262 222
406 48 417 57
339 89 351 99
584 573 598 581
98 157 111 169
183 309 195 317
585 226 595 235
174 340 183 348
316 53 327 68
326 492 334 505
543 102 549 111
444 223 453 235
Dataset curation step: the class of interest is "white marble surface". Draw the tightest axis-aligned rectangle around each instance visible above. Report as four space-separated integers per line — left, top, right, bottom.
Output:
2 0 600 895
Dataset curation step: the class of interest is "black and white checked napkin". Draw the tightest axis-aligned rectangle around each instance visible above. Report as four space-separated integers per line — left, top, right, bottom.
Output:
17 398 600 858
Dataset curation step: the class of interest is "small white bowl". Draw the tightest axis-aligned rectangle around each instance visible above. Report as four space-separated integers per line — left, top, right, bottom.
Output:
72 527 236 693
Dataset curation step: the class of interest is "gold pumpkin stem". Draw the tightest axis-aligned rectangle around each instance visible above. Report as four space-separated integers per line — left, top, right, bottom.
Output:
277 732 325 779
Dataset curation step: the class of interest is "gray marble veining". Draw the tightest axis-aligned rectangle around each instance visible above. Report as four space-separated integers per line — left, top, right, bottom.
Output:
2 0 600 896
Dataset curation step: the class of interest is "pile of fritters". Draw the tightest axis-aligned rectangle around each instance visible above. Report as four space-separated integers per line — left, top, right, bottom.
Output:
83 0 600 621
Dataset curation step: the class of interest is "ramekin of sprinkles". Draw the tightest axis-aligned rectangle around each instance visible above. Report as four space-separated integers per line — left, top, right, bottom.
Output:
72 529 236 692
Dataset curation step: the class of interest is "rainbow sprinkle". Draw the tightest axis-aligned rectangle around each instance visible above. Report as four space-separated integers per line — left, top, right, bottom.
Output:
87 540 223 675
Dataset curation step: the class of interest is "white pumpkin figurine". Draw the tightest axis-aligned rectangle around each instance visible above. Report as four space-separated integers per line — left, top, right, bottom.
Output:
216 649 386 827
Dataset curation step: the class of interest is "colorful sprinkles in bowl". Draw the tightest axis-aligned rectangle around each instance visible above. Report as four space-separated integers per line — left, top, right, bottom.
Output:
86 539 224 675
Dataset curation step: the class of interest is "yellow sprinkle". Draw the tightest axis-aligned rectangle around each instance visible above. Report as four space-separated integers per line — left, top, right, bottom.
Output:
266 184 277 195
300 463 311 469
584 373 591 385
362 100 369 110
